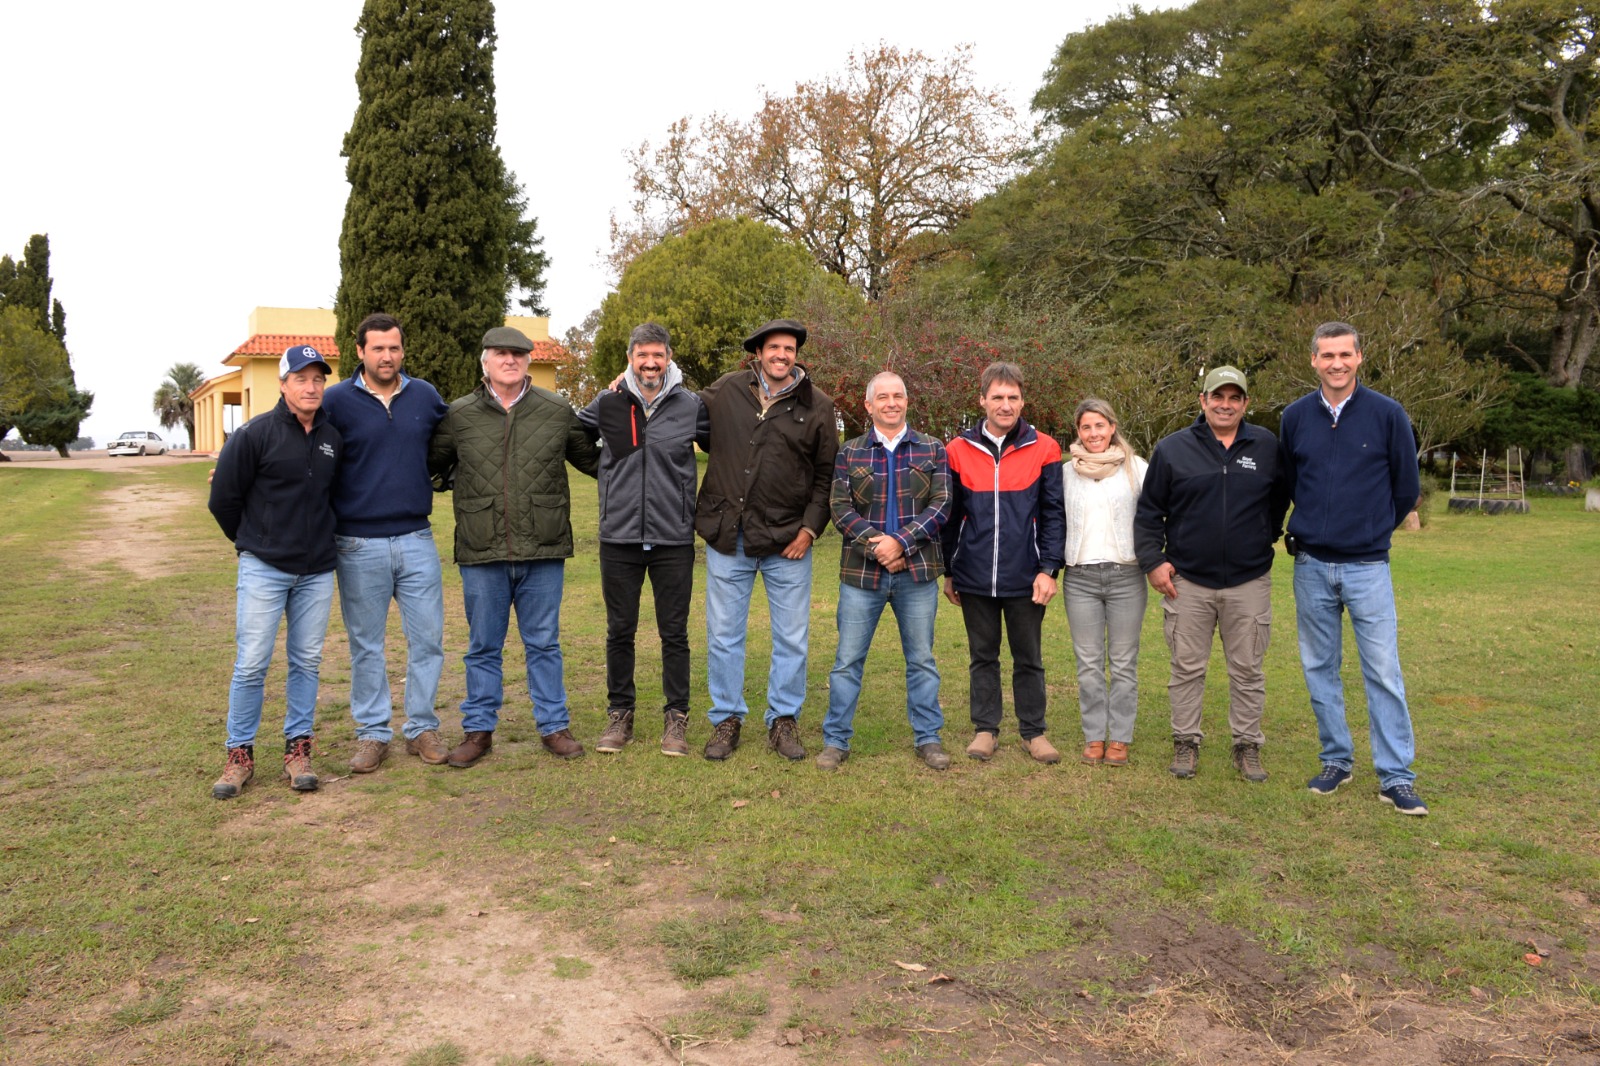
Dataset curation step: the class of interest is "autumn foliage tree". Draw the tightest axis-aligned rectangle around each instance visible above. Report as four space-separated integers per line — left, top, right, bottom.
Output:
617 44 1023 299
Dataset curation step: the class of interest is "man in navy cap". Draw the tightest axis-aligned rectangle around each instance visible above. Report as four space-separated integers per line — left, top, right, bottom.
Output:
208 345 342 799
695 319 838 761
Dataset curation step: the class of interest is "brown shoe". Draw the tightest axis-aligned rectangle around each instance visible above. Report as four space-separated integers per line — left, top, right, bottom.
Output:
704 717 741 760
406 729 449 765
1104 741 1129 766
1170 736 1199 778
916 742 951 771
541 728 585 759
349 738 388 774
768 716 806 760
1232 741 1268 783
966 731 997 761
596 708 634 753
661 710 690 757
447 731 493 768
1025 736 1062 765
814 745 849 770
212 745 254 800
1082 741 1106 765
282 736 318 791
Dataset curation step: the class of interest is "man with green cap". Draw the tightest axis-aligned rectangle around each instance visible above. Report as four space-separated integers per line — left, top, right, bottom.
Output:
1134 366 1289 783
428 326 600 768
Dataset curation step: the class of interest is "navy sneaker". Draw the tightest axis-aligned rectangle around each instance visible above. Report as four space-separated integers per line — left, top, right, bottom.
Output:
1379 783 1429 816
1307 765 1352 794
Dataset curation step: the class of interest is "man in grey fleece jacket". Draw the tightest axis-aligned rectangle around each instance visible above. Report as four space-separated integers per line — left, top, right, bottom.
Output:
577 322 710 755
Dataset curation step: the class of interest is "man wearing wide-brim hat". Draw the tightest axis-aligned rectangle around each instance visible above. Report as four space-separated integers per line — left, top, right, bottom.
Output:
695 318 838 762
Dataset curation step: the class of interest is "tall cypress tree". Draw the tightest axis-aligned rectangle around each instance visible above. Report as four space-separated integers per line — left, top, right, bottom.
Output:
0 235 89 457
335 0 548 399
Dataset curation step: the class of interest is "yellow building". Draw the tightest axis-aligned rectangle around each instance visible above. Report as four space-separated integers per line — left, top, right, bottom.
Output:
191 308 565 454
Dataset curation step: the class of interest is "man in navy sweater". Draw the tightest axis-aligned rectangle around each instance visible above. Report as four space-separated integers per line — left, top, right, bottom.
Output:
1279 322 1426 816
208 345 342 799
321 314 450 774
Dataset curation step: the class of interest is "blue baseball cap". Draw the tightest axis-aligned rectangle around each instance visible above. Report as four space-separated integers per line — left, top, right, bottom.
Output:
279 344 332 379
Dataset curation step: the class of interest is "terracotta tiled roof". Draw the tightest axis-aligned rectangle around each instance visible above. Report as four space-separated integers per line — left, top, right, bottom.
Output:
232 334 340 357
529 340 566 363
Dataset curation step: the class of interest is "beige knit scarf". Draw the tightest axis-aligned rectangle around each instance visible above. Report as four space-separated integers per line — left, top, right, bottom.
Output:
1068 442 1128 481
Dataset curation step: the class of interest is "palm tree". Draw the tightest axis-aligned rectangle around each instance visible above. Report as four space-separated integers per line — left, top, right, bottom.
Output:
153 362 205 450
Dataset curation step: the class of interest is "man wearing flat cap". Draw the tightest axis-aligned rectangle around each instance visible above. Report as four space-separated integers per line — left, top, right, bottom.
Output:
696 318 838 761
208 345 342 799
428 326 600 768
1135 365 1288 785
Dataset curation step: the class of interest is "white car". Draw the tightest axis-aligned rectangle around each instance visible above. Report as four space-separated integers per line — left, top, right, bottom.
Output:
108 431 170 457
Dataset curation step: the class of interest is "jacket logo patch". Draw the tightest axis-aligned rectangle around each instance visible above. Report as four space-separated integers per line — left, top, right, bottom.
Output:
320 442 336 459
1236 455 1257 471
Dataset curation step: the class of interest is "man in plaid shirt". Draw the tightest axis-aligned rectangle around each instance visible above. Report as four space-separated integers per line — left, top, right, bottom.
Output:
816 372 954 770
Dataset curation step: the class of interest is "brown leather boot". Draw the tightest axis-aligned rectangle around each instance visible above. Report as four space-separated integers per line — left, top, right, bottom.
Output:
447 731 493 768
966 731 998 761
1082 741 1106 765
1104 741 1130 766
595 709 634 753
704 717 741 760
282 736 318 791
661 710 690 757
406 730 449 765
1024 735 1062 765
212 746 254 800
541 728 585 759
349 738 388 774
767 716 806 760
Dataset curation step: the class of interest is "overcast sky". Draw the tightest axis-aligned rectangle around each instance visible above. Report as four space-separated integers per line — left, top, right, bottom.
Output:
0 1 1165 447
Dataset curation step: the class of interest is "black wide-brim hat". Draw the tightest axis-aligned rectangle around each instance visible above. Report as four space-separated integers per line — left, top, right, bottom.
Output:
743 318 808 354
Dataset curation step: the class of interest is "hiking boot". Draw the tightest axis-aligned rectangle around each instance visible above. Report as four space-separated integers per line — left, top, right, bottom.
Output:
1024 735 1062 765
1379 783 1429 816
212 745 254 800
1169 737 1199 779
1104 741 1130 767
596 708 634 754
916 742 951 771
661 710 690 757
1232 742 1268 783
541 728 585 759
966 731 997 761
1307 764 1352 794
704 717 741 760
349 738 388 774
406 729 449 765
282 736 318 791
815 745 849 770
1081 741 1106 765
447 731 493 768
768 716 806 760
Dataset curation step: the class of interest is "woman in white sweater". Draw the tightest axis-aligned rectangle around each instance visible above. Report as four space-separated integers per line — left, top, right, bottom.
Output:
1061 398 1149 766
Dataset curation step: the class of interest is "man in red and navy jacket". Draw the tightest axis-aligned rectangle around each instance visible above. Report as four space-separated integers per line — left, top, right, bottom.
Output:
939 362 1067 765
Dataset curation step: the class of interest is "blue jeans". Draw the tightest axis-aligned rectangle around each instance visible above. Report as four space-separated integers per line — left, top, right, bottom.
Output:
1063 563 1147 744
704 534 811 726
1293 553 1417 787
458 560 570 736
225 553 335 749
822 574 943 750
336 530 444 742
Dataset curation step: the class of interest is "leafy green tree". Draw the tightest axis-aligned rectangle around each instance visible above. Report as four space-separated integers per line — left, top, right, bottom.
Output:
593 218 859 388
335 0 548 400
0 235 87 457
0 306 73 460
153 362 205 449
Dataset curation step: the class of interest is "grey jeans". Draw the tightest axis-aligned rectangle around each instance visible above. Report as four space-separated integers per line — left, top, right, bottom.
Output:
1160 572 1271 745
1063 563 1148 744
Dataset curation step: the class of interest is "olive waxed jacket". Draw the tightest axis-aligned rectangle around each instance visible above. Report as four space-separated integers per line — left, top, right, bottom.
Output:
428 379 600 566
695 365 838 557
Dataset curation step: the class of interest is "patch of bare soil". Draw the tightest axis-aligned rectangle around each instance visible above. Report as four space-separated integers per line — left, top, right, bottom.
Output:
59 477 223 580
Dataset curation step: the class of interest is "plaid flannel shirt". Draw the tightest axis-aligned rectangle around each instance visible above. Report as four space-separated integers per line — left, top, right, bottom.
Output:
830 428 951 589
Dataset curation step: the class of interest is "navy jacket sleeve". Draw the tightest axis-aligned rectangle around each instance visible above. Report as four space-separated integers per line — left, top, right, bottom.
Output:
1389 406 1421 526
207 426 256 542
1035 454 1066 574
1133 441 1171 573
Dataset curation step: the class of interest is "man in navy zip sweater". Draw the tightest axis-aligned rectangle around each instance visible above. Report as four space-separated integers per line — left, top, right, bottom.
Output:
320 314 450 774
208 345 342 799
1135 367 1288 783
1280 322 1427 815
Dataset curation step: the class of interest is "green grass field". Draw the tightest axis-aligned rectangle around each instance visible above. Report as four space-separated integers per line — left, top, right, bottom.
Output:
1 460 1596 1064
